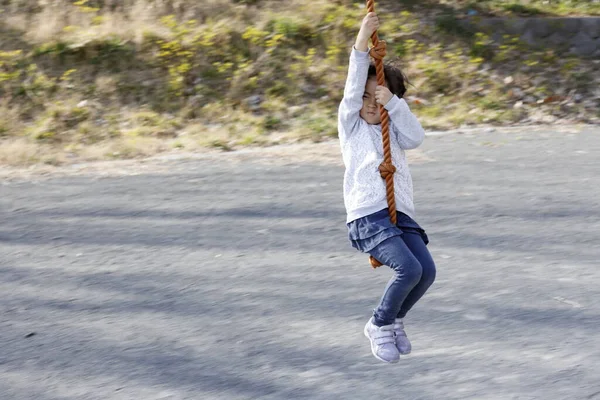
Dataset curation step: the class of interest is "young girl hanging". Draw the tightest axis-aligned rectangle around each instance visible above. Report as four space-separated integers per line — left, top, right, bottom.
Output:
338 10 437 363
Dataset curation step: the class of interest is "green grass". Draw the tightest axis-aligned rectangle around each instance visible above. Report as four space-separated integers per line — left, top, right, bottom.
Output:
424 0 600 16
0 0 598 166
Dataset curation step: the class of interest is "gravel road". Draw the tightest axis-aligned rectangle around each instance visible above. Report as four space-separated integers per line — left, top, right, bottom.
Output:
1 125 599 400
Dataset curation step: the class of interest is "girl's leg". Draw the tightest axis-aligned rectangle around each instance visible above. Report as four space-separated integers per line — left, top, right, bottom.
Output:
369 236 423 326
396 232 436 319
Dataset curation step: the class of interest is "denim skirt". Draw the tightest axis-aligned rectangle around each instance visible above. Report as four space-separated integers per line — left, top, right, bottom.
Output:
347 208 429 253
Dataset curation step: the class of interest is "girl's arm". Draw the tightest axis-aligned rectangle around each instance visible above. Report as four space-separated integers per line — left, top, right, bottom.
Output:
338 13 379 142
385 95 425 150
338 48 370 135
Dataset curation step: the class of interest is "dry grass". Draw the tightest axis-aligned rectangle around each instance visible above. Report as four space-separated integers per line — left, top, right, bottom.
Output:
0 139 45 166
0 0 598 167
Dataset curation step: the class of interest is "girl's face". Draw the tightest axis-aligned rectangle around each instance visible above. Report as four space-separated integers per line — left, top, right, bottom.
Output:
360 78 381 125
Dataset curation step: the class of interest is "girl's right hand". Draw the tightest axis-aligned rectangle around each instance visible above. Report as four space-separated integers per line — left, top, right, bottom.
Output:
355 12 379 52
359 12 380 39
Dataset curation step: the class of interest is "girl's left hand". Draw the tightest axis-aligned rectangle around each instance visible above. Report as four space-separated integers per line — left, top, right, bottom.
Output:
375 86 393 106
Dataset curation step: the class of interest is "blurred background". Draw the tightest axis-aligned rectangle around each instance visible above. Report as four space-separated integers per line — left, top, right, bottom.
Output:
1 0 598 166
2 2 600 399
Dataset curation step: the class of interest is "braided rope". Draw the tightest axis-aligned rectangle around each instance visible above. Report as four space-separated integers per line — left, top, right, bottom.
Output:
366 0 395 269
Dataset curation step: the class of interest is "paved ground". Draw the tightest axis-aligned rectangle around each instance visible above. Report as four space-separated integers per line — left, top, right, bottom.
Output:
1 125 599 400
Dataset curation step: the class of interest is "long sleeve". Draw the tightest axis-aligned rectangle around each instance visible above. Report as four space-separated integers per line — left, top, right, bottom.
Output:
385 95 425 150
338 47 370 145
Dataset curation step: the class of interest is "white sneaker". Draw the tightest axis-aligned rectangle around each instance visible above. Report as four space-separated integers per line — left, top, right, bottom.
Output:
393 318 412 355
363 318 400 363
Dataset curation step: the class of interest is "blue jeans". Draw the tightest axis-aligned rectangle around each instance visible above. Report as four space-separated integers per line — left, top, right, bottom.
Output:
369 232 436 326
347 209 436 326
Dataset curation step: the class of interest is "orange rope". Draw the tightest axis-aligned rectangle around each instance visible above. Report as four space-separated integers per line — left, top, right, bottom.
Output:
366 0 395 269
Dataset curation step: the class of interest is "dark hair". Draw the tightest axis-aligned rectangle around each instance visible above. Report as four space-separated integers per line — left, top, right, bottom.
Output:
368 63 409 99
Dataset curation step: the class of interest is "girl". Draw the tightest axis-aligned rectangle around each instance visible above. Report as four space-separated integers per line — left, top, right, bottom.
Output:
338 12 436 363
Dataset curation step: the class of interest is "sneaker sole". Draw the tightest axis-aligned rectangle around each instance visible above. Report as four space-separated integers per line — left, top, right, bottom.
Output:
364 323 400 364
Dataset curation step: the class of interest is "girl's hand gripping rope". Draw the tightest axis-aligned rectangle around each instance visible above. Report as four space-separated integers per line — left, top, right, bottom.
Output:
375 85 393 107
355 12 380 52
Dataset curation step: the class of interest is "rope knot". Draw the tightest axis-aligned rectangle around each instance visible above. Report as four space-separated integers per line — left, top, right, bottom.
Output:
369 40 387 60
379 161 396 179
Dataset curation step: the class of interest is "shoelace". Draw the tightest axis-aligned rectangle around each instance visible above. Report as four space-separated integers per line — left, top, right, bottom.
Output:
373 325 396 345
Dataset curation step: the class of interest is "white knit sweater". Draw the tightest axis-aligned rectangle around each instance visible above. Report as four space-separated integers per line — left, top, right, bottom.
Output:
338 48 425 223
